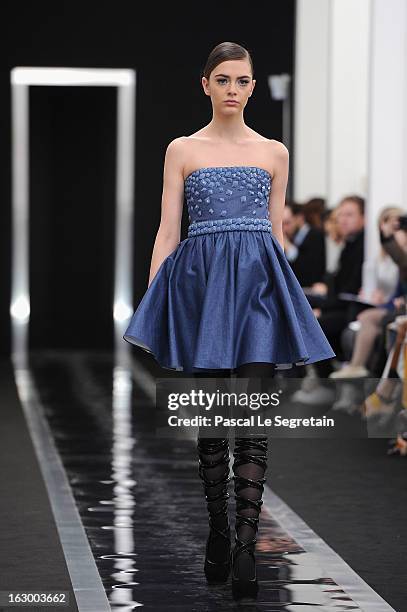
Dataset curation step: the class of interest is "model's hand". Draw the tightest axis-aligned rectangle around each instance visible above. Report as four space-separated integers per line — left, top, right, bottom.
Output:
313 307 322 318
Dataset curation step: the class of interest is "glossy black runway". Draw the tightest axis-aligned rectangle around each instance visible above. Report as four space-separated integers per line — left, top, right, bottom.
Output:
1 350 405 611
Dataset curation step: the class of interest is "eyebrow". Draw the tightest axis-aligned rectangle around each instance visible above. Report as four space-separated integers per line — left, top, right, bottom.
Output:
214 73 251 79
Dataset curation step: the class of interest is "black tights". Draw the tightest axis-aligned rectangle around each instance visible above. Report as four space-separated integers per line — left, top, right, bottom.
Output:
196 362 275 576
193 361 276 379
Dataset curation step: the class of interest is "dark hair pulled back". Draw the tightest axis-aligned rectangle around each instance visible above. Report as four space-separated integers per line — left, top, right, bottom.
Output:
201 41 254 80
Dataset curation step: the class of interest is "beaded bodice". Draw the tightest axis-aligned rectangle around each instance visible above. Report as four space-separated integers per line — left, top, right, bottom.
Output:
184 166 272 224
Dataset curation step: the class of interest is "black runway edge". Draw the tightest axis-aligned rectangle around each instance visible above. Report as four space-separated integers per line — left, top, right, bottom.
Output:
2 349 405 611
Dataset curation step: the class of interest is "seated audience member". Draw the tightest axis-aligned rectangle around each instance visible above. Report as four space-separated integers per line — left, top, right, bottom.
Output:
321 207 344 275
363 316 407 458
283 201 326 287
296 196 366 395
380 206 407 293
329 206 406 378
303 197 326 230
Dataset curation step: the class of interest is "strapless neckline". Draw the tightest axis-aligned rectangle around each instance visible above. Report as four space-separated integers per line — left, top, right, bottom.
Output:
184 165 273 183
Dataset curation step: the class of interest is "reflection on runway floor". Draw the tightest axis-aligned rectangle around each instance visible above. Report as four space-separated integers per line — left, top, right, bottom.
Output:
28 350 379 611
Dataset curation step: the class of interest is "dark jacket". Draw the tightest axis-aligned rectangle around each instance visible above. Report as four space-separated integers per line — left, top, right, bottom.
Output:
290 226 326 286
322 228 365 310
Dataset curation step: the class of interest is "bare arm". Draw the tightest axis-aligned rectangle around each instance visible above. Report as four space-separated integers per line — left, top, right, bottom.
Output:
268 142 289 250
148 138 185 286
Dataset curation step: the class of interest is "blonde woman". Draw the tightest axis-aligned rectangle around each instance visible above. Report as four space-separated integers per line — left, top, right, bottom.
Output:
330 206 406 378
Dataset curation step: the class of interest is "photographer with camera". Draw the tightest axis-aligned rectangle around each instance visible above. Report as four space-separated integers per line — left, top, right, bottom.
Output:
379 211 407 294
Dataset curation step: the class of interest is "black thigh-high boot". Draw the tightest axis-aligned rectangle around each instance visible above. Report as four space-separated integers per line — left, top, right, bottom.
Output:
197 436 231 582
195 369 232 583
231 361 274 599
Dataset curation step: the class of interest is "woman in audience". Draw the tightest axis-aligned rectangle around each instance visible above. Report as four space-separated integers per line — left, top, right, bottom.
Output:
330 206 406 378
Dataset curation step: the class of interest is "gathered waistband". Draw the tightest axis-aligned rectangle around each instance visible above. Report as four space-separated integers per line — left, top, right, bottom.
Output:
187 216 272 237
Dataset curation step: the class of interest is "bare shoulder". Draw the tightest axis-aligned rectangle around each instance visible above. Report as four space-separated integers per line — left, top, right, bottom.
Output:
264 139 289 178
245 131 289 176
162 137 190 178
165 135 200 160
267 138 289 157
164 134 205 179
165 136 189 155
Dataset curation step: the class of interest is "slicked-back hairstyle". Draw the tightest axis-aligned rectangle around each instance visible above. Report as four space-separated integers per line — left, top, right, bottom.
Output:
201 41 254 80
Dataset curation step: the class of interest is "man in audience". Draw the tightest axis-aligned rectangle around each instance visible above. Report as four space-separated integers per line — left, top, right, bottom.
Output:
283 202 326 287
293 195 366 403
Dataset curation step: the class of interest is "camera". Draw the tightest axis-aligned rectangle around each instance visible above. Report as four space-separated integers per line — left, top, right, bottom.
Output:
398 215 407 231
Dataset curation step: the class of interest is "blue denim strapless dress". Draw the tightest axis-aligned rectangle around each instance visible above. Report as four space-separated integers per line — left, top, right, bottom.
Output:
123 166 336 372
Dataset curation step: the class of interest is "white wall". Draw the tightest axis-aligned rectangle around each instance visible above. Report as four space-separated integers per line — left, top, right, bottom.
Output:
294 0 407 267
329 0 370 204
294 0 330 200
294 0 370 206
367 0 407 260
